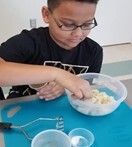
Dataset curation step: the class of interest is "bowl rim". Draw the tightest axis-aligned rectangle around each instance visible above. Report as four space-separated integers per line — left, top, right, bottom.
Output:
68 128 94 146
31 129 71 147
67 73 127 106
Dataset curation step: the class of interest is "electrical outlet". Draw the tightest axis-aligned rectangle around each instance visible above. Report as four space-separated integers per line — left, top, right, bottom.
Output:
30 19 37 28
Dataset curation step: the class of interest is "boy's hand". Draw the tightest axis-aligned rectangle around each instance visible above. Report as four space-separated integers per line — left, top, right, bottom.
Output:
36 81 65 101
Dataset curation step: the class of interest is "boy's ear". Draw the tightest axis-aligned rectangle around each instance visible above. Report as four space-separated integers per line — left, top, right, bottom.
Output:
41 6 50 23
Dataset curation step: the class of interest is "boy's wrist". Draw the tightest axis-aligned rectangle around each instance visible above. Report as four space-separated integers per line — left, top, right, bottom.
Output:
29 83 48 91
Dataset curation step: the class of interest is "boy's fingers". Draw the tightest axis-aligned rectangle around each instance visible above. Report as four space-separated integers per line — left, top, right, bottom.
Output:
70 85 92 99
71 93 83 99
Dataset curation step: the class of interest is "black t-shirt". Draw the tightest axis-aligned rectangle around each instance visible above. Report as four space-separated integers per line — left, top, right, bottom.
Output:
0 88 5 100
0 27 103 98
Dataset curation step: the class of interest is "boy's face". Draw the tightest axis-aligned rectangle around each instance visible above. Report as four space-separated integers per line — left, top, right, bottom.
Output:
42 1 97 50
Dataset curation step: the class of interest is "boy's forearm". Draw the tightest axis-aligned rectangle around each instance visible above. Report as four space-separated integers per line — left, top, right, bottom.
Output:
0 60 58 86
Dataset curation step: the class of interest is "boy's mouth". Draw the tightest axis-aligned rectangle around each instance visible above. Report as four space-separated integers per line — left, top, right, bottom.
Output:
69 38 82 43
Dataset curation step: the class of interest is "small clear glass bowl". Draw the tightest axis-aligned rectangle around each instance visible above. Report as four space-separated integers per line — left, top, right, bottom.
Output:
68 128 94 147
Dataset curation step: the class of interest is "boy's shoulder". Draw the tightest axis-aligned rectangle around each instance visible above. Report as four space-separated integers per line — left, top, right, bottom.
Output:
11 27 50 44
21 27 49 37
83 37 102 50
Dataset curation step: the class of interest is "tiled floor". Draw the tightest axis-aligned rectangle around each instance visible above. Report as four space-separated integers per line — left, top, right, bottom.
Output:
103 43 132 64
102 43 132 107
101 43 132 80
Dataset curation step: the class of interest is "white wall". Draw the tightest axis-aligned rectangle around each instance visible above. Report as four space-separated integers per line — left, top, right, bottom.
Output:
0 0 132 46
89 0 132 45
0 0 47 43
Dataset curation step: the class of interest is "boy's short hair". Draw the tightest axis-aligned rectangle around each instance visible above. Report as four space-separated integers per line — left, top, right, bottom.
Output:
47 0 99 10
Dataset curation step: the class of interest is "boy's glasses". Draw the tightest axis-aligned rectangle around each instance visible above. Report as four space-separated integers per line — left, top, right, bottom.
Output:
49 9 97 31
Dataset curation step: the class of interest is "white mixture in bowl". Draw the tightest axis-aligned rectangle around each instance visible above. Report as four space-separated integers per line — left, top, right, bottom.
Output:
84 89 116 104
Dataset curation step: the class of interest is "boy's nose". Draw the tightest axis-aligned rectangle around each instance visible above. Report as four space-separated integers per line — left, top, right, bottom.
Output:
71 27 83 37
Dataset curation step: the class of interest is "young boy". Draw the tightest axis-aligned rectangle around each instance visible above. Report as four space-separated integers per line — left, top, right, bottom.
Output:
0 58 91 100
0 0 103 100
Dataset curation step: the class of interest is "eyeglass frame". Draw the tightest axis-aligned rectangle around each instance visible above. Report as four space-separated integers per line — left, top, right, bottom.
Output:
48 8 98 31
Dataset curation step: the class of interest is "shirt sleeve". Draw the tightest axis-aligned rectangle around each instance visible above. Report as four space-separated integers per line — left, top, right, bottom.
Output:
88 45 103 73
0 31 35 63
